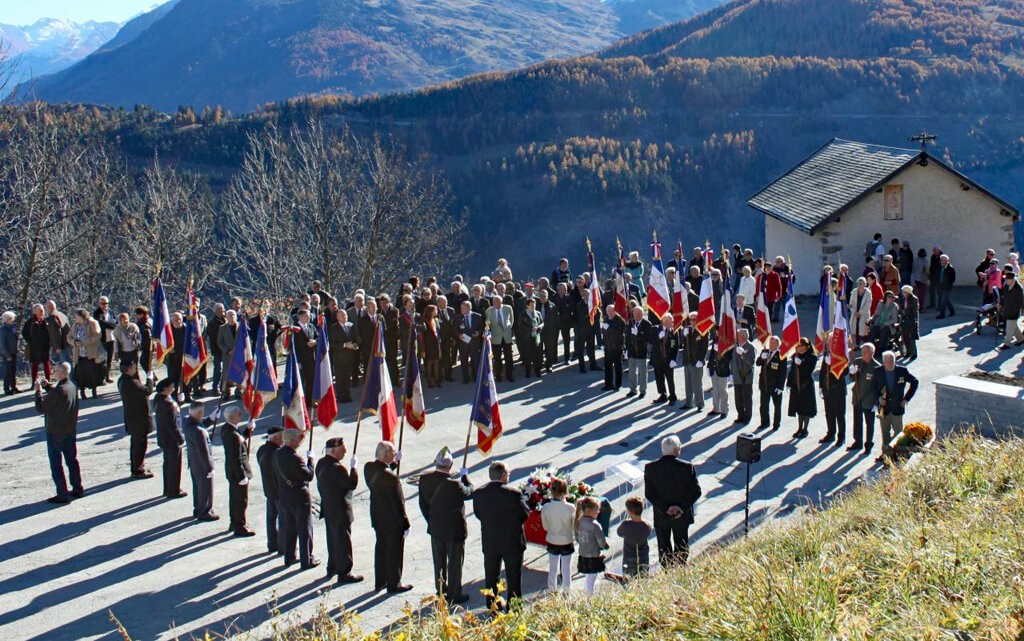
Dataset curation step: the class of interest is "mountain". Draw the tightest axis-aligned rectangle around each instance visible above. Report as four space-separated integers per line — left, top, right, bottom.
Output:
97 1 180 53
23 0 723 112
34 0 1024 277
0 18 120 78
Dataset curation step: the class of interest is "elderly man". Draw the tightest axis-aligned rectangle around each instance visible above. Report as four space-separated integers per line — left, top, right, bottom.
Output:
436 295 457 382
364 440 411 593
221 405 255 536
998 270 1024 349
183 401 219 520
316 436 360 584
35 362 83 504
206 303 227 395
473 461 529 610
154 378 186 499
644 436 702 566
849 342 881 454
419 447 473 603
44 300 72 366
119 361 155 479
935 254 957 319
756 335 786 431
649 314 679 404
874 351 919 462
328 309 360 403
217 310 239 400
625 306 652 398
485 294 515 383
731 329 756 424
602 304 626 391
457 300 484 384
276 428 319 568
680 312 707 411
818 338 848 447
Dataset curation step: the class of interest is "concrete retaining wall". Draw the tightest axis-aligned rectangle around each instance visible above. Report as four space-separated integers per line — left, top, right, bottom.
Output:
934 375 1024 439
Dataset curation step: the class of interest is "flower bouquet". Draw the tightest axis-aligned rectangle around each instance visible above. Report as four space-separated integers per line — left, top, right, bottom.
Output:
520 468 601 545
888 422 936 462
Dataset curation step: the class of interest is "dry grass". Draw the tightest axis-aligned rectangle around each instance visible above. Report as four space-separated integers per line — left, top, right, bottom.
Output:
228 434 1024 641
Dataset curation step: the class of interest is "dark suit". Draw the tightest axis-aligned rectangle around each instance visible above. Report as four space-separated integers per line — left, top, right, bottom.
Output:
381 306 401 383
756 349 786 429
644 455 702 565
874 364 919 452
603 315 626 389
292 323 318 406
420 470 474 600
472 481 529 609
364 459 410 589
536 300 559 370
256 441 283 553
850 356 881 449
183 415 215 518
118 373 155 475
153 393 184 496
456 312 484 383
316 454 358 577
437 306 457 380
553 293 575 363
275 445 316 566
221 422 253 532
819 358 848 443
649 327 679 401
328 322 360 402
354 307 376 376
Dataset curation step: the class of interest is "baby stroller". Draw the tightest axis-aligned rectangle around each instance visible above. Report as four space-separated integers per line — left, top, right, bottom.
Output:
975 292 1005 336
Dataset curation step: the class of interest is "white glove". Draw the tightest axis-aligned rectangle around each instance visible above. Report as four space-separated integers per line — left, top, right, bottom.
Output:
208 408 221 422
395 450 403 463
824 355 831 364
601 323 608 330
659 330 666 338
669 360 677 368
794 357 802 365
239 478 249 486
247 419 256 431
696 361 704 369
460 335 471 344
871 405 878 414
306 450 314 459
683 328 691 336
761 350 769 358
630 327 638 335
460 467 469 477
177 392 185 403
148 370 156 381
350 457 358 469
849 364 859 375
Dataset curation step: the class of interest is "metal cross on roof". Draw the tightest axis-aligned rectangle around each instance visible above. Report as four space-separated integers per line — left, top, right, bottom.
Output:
908 131 937 152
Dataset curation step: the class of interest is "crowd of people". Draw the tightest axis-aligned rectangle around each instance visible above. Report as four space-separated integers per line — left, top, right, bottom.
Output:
16 231 1023 606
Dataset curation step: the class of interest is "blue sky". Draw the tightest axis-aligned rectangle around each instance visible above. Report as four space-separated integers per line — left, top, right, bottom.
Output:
1 0 159 25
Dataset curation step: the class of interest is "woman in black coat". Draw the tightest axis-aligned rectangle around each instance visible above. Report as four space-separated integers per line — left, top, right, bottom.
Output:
786 337 817 439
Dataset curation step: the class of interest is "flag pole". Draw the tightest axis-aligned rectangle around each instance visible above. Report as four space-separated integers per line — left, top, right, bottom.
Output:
352 319 379 457
462 340 487 471
396 326 415 476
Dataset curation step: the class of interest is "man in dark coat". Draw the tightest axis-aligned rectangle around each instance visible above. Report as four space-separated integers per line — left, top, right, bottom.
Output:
35 362 83 504
153 378 187 499
275 429 320 568
934 254 957 319
756 335 786 431
625 306 652 398
419 448 473 603
602 304 626 391
649 315 679 404
118 362 155 478
94 296 117 382
679 313 708 410
998 270 1024 348
731 329 756 424
536 289 560 373
378 296 401 385
357 298 380 376
364 440 411 592
553 283 575 365
316 437 362 584
849 342 881 454
167 313 187 400
328 309 360 403
818 349 848 447
291 310 318 406
456 301 484 384
256 426 284 554
571 278 598 373
437 295 458 382
221 406 255 536
472 461 529 610
183 401 218 521
135 307 153 375
644 435 702 566
874 350 919 461
206 303 227 395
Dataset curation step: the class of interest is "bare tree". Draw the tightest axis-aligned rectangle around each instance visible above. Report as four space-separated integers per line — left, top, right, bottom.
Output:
220 119 468 301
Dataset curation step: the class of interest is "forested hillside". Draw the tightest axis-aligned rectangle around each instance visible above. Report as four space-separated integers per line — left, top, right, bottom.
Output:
15 0 1024 278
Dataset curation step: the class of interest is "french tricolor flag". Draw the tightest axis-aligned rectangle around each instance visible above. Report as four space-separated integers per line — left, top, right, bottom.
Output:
647 240 671 320
360 321 398 442
312 318 338 428
281 346 310 431
472 338 503 454
780 281 801 359
151 278 174 367
243 318 277 420
813 276 833 355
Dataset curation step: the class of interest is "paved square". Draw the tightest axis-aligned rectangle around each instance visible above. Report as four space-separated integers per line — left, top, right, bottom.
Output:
0 289 1019 640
